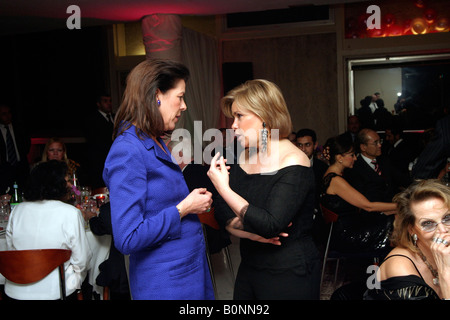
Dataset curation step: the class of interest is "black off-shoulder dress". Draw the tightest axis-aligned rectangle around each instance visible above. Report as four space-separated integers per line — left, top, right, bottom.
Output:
364 254 440 300
214 164 321 300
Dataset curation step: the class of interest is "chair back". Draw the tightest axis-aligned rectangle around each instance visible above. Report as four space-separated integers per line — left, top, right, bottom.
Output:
0 249 71 299
320 204 339 224
197 207 220 230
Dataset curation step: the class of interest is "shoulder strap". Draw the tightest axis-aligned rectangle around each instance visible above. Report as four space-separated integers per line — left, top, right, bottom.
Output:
383 254 425 281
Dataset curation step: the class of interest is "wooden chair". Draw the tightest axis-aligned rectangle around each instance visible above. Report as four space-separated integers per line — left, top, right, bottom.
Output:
0 249 71 300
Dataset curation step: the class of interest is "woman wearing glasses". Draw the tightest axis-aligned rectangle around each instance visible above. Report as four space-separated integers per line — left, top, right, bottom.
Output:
365 179 450 300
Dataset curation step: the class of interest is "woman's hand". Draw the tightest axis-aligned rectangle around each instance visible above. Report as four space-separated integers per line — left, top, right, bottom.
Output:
430 231 450 299
207 152 231 193
226 217 289 246
177 188 213 218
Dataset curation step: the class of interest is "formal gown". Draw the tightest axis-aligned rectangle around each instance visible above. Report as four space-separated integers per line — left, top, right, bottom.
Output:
364 254 440 300
214 164 321 300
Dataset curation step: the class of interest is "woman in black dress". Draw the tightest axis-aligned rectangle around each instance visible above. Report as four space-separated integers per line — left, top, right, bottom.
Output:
208 79 321 300
320 135 397 254
365 179 450 300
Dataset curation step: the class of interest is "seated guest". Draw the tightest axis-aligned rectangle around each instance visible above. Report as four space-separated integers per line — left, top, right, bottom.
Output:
365 179 450 300
5 160 92 300
320 135 396 254
340 115 361 144
89 202 131 300
40 137 84 182
346 128 400 208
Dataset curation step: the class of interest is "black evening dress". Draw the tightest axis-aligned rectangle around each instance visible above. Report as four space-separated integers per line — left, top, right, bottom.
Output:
214 164 321 300
364 254 440 300
320 172 394 254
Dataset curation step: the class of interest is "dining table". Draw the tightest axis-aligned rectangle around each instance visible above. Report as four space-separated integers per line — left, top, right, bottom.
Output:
0 218 111 299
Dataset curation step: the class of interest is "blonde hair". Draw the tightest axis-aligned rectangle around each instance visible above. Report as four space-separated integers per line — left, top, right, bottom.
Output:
221 79 292 138
391 179 450 253
41 137 68 162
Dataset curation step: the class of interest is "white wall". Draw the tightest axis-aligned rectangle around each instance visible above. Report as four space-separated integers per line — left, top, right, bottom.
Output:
354 67 402 113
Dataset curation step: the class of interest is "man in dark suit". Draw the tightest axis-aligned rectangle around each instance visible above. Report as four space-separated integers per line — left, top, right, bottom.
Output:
384 123 419 189
296 128 329 246
296 129 328 193
412 114 450 179
0 104 30 194
340 115 361 144
84 93 115 188
346 128 398 210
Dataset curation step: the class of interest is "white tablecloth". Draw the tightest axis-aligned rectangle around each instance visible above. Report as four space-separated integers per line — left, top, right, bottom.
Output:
0 224 111 299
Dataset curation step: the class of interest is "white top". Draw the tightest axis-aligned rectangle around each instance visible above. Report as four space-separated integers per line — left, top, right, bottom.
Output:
5 200 92 300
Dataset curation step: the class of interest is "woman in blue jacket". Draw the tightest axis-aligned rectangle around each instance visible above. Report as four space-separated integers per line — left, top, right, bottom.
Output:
103 59 214 300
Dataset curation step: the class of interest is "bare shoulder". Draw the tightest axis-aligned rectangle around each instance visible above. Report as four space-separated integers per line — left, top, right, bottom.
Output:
379 248 420 280
279 140 310 168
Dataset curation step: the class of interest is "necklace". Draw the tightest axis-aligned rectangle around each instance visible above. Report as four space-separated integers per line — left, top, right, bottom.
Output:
417 248 439 286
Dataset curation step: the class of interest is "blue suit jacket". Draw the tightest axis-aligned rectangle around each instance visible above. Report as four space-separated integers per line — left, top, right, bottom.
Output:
103 125 213 300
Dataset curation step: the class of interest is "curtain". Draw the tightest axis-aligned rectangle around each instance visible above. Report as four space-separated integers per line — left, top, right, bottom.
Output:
179 27 222 154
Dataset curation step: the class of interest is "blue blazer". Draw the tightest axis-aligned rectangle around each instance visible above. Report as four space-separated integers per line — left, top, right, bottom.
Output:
103 125 214 300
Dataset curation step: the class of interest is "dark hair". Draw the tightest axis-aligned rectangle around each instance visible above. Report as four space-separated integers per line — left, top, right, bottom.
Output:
24 160 69 201
360 96 372 108
114 59 190 140
296 128 317 143
96 92 111 104
326 134 354 165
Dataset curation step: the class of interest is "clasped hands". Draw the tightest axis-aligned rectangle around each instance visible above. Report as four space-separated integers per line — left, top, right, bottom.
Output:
208 153 290 246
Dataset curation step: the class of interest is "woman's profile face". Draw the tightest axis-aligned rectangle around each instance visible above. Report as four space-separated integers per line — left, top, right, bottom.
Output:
47 142 64 161
230 102 263 149
158 79 187 131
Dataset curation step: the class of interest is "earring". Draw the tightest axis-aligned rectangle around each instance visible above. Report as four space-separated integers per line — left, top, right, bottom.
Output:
412 233 418 246
157 99 161 106
261 122 268 153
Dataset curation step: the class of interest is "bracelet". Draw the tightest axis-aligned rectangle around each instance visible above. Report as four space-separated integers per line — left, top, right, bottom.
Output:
176 205 182 219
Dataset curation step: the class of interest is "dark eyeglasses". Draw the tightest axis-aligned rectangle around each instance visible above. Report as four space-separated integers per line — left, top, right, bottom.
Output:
365 139 383 146
419 214 450 233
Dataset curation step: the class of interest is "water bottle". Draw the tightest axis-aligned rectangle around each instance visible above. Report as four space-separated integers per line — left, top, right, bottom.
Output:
10 182 22 211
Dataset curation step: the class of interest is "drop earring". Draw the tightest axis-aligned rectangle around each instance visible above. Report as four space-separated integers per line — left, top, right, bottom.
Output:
157 99 161 106
261 122 268 153
412 233 418 246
